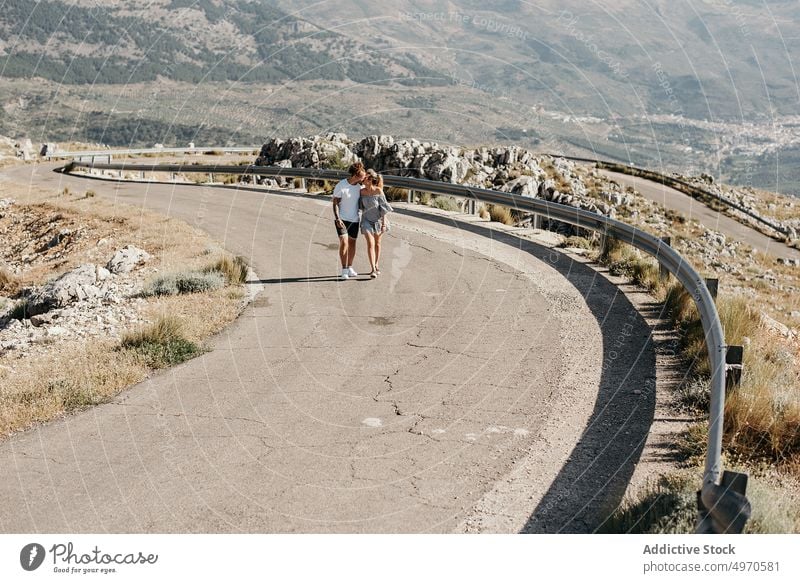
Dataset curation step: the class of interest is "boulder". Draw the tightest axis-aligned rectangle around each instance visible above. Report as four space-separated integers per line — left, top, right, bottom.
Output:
28 264 112 315
106 245 151 274
501 176 539 197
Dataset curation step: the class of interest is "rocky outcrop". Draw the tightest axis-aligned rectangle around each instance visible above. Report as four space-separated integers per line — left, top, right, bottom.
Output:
27 264 113 316
255 134 621 223
106 245 151 274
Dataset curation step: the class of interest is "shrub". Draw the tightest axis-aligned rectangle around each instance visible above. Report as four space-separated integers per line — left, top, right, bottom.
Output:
478 204 490 220
597 474 697 534
142 271 225 297
9 300 30 320
432 196 460 212
120 316 203 369
385 187 409 202
417 191 431 205
84 190 96 198
0 268 20 295
600 470 800 533
559 236 593 249
47 378 102 412
322 150 349 170
488 204 515 225
204 255 249 285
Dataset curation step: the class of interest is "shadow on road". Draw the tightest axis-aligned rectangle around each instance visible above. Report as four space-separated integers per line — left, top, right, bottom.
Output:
394 207 672 533
247 276 356 284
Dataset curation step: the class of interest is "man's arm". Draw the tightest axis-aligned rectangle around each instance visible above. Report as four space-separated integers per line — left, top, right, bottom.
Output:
332 192 343 225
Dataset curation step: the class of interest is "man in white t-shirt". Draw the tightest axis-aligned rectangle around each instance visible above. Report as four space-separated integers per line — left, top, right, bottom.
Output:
333 161 366 279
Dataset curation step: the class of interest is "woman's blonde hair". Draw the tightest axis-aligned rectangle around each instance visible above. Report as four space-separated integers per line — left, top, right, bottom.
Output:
366 169 383 189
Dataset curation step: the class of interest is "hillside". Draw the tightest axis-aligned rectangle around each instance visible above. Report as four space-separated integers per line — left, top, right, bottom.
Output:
3 1 800 193
0 0 446 85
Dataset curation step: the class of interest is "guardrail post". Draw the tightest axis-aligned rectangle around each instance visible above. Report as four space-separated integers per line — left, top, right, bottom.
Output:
697 470 751 533
659 236 671 282
532 213 542 230
299 178 306 191
725 346 744 391
408 190 414 204
705 277 719 301
600 230 611 258
467 199 476 214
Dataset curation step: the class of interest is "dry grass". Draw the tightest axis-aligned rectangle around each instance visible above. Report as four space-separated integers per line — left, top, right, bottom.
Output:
598 473 698 533
478 204 490 220
0 267 21 295
120 316 204 369
601 468 800 533
204 255 249 285
0 173 247 441
725 339 800 460
487 204 515 225
0 340 145 436
432 196 460 212
663 284 800 462
558 235 593 249
597 237 665 293
384 187 409 202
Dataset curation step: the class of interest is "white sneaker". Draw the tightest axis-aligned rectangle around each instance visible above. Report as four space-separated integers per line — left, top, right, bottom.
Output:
340 268 349 280
347 267 358 277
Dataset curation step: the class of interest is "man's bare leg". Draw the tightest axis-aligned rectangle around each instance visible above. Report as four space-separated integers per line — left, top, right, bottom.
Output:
338 235 348 268
346 236 357 269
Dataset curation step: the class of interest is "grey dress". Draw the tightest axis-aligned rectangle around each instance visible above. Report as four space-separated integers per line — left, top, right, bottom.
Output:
359 192 393 234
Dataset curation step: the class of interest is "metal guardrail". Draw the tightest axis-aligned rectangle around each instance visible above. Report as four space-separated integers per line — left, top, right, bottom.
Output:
62 160 750 533
549 154 790 239
46 146 258 159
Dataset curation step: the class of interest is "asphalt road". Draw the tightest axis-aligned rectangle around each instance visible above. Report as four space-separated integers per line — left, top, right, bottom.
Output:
597 169 800 261
0 163 658 533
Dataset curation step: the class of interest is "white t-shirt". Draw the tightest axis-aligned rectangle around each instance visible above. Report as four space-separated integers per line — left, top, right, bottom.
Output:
333 178 362 222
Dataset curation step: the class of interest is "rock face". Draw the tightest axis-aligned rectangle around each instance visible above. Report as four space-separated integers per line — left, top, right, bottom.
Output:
106 245 151 274
28 264 112 315
255 134 622 224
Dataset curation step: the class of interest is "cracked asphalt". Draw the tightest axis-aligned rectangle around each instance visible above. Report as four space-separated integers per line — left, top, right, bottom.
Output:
0 163 658 533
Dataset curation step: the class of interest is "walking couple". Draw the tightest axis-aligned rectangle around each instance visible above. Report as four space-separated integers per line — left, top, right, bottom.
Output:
332 162 394 280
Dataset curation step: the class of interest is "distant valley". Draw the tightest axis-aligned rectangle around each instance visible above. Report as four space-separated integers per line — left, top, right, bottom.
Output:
2 0 799 194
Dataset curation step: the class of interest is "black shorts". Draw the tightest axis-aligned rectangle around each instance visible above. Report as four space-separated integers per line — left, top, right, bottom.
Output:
335 220 359 239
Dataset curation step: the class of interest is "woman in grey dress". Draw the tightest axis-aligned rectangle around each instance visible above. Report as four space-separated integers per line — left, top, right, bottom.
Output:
359 169 393 278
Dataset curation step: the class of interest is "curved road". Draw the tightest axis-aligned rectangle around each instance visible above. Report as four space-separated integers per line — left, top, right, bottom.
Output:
0 162 659 533
597 169 800 261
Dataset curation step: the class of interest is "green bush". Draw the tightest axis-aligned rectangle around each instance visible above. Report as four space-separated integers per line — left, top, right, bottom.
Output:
432 196 460 212
120 316 204 369
142 271 225 296
9 300 30 320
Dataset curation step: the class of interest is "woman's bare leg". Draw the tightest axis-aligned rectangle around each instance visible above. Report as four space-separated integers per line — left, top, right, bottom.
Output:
364 232 376 272
374 233 382 271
